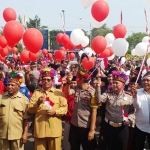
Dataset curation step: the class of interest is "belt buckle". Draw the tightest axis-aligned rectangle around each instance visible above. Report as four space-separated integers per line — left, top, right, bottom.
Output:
112 123 119 127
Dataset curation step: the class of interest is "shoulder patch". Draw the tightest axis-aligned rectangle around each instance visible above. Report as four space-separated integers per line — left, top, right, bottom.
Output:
125 91 132 96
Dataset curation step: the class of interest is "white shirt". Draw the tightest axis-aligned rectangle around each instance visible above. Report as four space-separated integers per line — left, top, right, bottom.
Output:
133 88 150 133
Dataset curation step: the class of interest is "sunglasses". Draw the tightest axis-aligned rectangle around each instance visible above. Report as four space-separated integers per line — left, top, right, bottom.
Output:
42 78 52 82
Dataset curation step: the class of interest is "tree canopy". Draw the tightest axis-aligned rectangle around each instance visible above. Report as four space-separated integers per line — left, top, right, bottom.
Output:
50 30 63 50
91 24 112 40
26 15 47 29
126 32 147 54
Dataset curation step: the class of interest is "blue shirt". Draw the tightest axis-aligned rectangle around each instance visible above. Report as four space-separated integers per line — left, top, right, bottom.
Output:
19 86 30 100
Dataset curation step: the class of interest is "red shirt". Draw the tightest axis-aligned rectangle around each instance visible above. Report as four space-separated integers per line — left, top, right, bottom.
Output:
0 80 5 94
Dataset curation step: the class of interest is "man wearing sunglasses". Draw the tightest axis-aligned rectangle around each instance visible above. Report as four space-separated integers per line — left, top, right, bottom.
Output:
28 68 68 150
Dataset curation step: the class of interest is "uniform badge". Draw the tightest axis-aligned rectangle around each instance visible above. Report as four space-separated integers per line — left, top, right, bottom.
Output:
124 97 127 101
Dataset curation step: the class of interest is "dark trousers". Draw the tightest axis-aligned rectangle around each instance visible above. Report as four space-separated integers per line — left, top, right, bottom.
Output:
69 124 97 150
133 126 150 150
103 121 129 150
127 127 134 150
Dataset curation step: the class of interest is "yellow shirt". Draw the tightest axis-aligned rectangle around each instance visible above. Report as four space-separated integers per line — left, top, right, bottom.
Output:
28 87 68 138
0 92 29 140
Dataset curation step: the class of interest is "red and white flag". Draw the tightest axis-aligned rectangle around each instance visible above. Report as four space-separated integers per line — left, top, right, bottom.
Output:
44 97 54 109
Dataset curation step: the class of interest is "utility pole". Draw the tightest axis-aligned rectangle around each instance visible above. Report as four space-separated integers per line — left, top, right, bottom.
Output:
62 10 65 32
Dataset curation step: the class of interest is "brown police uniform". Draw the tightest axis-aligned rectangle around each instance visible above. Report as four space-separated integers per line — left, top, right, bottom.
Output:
69 85 98 150
0 92 30 150
28 87 67 150
96 88 135 150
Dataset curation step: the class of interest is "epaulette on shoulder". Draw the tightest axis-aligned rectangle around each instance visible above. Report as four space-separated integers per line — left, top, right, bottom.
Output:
125 91 132 96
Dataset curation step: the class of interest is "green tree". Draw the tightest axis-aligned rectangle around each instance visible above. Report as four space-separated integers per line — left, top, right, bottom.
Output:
50 30 63 50
126 32 147 54
90 24 112 40
26 15 48 30
18 15 22 24
16 43 23 53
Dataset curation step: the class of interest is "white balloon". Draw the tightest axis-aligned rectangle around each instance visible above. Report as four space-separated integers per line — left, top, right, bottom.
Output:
142 36 150 43
83 47 93 57
120 57 126 65
79 0 97 8
147 58 150 66
112 38 129 56
92 50 96 56
78 50 84 57
131 49 135 56
135 42 147 56
108 54 115 60
90 14 106 28
105 33 115 45
81 36 89 47
70 29 85 46
107 43 113 48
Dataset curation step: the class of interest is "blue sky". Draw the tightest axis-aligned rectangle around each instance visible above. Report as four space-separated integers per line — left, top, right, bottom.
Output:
0 0 150 36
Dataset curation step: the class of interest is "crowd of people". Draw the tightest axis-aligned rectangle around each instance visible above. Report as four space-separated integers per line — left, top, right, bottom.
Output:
0 53 150 150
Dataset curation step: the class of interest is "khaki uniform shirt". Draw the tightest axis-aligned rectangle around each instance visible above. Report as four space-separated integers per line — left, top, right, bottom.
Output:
0 92 29 140
96 88 135 125
71 85 96 128
28 87 68 138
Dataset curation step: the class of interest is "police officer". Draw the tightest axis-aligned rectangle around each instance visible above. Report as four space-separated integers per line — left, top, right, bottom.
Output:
28 68 68 150
66 68 98 150
95 71 135 150
0 72 30 150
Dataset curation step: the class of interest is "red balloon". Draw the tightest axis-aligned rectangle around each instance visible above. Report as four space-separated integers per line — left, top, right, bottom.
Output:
48 53 53 60
12 54 18 61
76 44 83 49
91 0 109 22
92 36 107 54
60 47 66 51
67 40 75 50
69 53 75 60
0 55 5 62
23 28 44 53
113 24 127 38
61 34 70 45
3 8 16 22
107 47 114 56
7 46 12 52
56 33 63 44
29 52 39 62
0 47 8 57
0 36 7 48
19 57 24 62
54 50 65 61
3 21 24 47
42 49 48 56
20 50 29 63
82 57 95 70
12 47 18 53
99 49 111 58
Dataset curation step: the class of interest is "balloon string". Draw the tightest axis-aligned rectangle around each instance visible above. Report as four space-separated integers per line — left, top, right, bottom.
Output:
87 61 101 79
135 44 149 83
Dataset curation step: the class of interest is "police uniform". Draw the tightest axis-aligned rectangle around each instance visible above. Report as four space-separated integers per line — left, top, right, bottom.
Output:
0 92 30 150
96 85 135 150
69 85 98 150
28 87 67 150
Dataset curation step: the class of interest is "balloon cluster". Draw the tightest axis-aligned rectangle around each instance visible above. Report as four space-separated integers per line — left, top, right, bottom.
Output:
0 7 44 63
133 36 150 56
